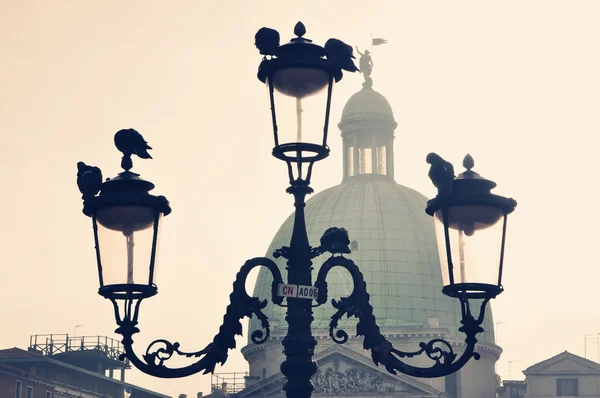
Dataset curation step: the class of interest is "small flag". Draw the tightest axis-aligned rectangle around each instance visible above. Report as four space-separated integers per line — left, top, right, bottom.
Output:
372 38 388 46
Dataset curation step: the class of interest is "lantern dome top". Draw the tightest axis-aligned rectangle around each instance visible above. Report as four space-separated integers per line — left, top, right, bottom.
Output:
256 22 345 85
425 154 517 217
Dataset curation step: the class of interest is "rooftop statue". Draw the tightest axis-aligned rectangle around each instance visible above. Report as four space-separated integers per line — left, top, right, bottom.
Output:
356 38 387 87
356 47 373 87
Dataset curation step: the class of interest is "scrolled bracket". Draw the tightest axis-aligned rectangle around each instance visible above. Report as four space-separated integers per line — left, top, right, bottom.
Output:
273 246 291 260
111 257 284 378
274 245 323 261
315 255 489 378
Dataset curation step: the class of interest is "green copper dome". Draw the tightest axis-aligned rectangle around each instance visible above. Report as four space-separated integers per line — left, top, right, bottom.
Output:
249 178 494 342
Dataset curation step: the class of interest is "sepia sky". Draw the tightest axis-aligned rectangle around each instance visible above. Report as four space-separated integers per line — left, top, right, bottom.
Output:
2 0 600 396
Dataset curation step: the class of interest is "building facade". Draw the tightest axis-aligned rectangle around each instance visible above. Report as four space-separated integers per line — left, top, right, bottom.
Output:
497 380 527 398
0 334 171 398
239 75 502 398
521 351 600 398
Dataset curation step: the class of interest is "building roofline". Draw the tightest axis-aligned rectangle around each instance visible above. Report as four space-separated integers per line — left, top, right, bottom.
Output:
0 347 170 398
523 350 600 375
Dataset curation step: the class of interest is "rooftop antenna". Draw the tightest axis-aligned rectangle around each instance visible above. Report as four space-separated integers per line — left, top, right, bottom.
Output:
495 321 507 343
584 333 600 361
73 324 83 338
508 360 520 379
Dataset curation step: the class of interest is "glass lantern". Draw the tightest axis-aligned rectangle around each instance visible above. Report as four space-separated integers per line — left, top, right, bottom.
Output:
257 22 343 180
426 155 517 299
84 172 171 300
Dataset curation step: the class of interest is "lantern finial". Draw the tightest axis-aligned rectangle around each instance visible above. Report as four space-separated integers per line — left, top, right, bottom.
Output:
463 154 474 171
294 21 306 38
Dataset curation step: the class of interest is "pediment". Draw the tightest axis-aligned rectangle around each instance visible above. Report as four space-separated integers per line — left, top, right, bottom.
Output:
237 345 441 397
524 351 600 376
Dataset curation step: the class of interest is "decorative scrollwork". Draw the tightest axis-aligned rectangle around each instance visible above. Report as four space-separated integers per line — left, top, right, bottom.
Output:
329 296 360 344
314 256 489 378
274 245 323 261
387 339 457 366
250 306 272 344
112 257 284 378
140 340 178 367
273 246 291 259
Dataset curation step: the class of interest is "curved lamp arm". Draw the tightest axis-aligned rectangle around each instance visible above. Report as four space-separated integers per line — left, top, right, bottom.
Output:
110 257 284 378
314 256 488 378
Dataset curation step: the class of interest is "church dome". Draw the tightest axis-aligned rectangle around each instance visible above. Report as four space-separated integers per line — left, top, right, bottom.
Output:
249 177 494 341
340 85 396 125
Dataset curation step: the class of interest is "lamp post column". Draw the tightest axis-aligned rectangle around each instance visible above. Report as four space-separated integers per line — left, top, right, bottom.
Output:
280 182 317 398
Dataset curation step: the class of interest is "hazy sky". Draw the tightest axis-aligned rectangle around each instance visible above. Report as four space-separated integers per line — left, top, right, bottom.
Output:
2 1 600 396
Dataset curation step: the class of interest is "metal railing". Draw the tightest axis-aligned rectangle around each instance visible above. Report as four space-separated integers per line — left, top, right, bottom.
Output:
211 372 248 395
29 334 126 362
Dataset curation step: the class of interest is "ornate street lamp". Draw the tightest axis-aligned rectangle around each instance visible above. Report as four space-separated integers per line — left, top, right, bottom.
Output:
76 22 517 398
77 129 171 330
426 153 517 301
256 21 356 184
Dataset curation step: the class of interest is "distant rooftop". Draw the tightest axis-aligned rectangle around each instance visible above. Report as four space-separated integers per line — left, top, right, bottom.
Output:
0 346 170 398
0 347 40 359
28 333 128 372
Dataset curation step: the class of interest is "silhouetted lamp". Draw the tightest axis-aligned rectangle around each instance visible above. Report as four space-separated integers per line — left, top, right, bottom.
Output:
257 22 343 182
426 154 517 300
82 159 171 301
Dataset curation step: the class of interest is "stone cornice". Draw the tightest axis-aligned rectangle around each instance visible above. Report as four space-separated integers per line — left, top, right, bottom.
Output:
338 115 398 134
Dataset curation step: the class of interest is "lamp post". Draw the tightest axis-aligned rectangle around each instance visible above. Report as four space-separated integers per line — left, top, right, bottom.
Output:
76 22 517 398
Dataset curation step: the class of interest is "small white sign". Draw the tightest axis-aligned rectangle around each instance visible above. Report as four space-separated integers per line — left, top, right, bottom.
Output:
278 283 298 298
297 285 318 299
277 284 318 300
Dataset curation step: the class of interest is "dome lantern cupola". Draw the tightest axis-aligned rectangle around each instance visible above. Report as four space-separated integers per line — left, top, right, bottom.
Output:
338 80 398 181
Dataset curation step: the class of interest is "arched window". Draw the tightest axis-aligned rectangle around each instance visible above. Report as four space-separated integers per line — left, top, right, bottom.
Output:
376 145 387 175
347 146 355 177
